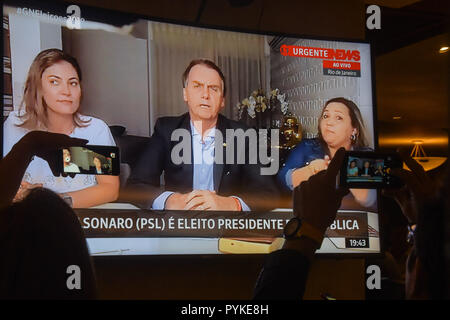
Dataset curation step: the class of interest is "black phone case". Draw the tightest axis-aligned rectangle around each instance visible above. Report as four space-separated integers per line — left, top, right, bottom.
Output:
339 151 403 189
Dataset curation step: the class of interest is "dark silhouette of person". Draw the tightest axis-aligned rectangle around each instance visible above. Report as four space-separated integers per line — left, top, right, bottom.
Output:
0 131 97 299
254 149 447 300
0 188 97 299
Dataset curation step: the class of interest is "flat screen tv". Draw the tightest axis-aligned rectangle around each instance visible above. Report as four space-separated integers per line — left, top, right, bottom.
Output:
1 0 381 257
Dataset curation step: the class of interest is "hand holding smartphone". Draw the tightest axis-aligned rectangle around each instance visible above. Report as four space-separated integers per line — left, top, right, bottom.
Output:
58 145 120 176
339 151 403 189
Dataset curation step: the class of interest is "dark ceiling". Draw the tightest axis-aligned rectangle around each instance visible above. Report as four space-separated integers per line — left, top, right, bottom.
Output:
366 0 449 56
366 0 449 155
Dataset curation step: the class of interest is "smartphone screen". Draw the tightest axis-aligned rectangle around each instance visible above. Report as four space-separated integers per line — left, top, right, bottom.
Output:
340 151 403 188
61 145 120 176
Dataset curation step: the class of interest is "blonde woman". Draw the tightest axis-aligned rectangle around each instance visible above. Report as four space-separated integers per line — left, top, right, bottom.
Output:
3 49 119 208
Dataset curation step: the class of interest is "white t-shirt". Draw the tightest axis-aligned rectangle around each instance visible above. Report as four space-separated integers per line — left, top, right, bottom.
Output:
3 111 116 194
64 163 81 173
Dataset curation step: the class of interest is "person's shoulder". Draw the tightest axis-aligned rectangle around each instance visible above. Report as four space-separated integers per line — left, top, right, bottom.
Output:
74 115 114 144
77 115 113 136
294 138 321 151
4 110 26 127
286 138 324 162
79 115 108 129
3 111 30 145
155 113 189 131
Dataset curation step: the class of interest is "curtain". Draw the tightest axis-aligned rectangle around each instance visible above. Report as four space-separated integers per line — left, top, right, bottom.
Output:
148 21 269 132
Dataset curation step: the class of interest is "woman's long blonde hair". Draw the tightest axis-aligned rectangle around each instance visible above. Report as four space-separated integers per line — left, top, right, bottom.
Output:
17 48 90 130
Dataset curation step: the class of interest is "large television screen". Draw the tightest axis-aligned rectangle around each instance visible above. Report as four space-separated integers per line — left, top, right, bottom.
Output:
1 0 380 256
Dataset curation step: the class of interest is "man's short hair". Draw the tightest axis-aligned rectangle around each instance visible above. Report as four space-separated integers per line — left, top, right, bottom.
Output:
182 59 226 96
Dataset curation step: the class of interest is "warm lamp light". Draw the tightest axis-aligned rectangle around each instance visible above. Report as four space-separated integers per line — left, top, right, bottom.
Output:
439 46 449 53
404 140 447 171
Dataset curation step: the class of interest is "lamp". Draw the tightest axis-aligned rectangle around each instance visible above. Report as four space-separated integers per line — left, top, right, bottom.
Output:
439 46 449 53
405 140 447 171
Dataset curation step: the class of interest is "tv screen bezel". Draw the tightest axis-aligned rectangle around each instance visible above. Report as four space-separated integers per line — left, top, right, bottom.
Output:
0 0 384 260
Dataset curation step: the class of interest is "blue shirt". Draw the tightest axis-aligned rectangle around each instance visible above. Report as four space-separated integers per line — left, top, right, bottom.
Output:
277 138 325 191
192 123 215 191
152 122 250 211
278 138 377 208
348 166 359 176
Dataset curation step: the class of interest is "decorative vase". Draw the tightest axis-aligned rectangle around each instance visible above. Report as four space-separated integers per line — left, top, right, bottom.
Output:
280 115 302 149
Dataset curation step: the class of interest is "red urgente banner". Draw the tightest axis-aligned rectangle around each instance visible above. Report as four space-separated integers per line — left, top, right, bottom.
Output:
280 45 361 62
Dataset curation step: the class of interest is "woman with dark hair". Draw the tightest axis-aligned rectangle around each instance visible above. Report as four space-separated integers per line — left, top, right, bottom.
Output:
3 49 119 208
92 156 103 174
278 97 375 207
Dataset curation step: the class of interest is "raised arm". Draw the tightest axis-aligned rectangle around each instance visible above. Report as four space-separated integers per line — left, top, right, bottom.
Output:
65 174 119 208
0 131 87 210
254 148 348 300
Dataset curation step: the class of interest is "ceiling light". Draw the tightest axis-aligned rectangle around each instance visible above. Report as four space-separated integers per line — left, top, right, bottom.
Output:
392 116 402 120
439 46 449 53
406 140 447 171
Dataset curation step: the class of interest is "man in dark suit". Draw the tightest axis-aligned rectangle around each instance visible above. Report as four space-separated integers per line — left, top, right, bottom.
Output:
126 59 278 211
360 160 375 177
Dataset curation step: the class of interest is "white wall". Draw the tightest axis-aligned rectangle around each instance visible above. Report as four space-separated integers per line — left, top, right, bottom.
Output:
40 21 62 50
65 29 149 136
9 13 62 110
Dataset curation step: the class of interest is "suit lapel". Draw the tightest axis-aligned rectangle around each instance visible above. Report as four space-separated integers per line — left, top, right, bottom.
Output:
170 113 193 189
214 115 226 192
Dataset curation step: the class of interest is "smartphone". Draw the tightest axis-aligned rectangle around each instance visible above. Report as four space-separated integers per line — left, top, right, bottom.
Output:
58 145 120 176
339 151 403 189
